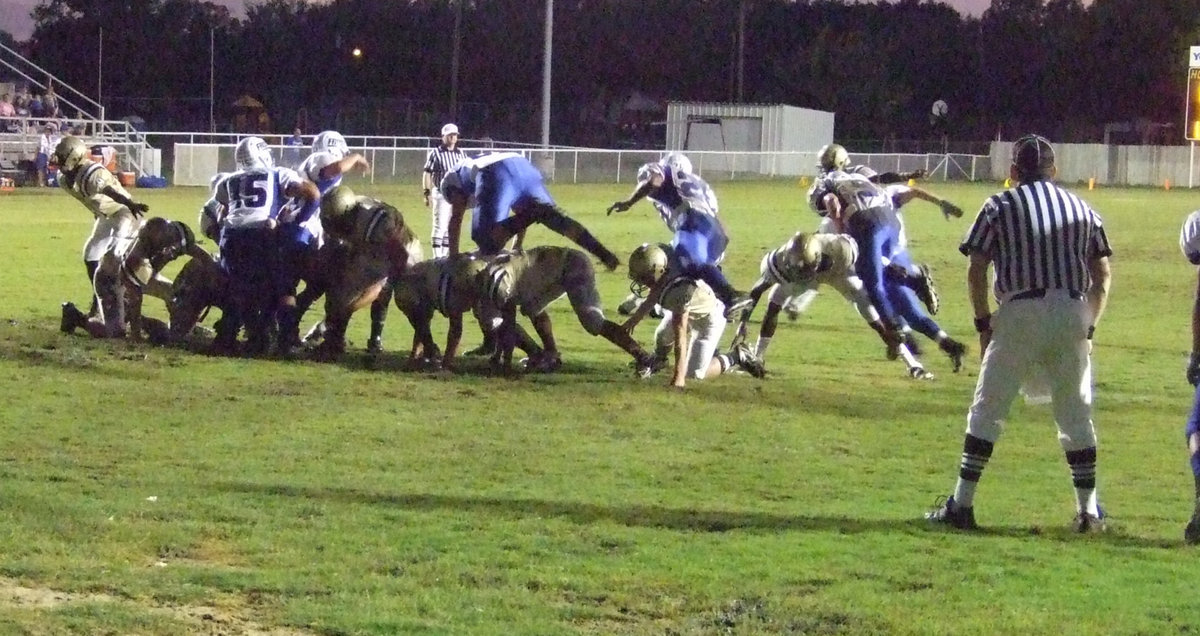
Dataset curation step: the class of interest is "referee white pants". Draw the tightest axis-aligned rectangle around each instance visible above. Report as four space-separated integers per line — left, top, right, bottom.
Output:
967 290 1096 451
430 191 452 258
83 210 140 263
654 309 727 379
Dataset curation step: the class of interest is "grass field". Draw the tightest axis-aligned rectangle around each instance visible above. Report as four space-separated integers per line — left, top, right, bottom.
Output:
0 176 1197 635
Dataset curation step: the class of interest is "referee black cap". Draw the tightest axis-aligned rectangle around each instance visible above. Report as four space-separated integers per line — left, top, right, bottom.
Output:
1012 134 1055 179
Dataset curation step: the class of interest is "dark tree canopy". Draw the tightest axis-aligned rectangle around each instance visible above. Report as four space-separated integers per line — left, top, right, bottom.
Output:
7 0 1198 145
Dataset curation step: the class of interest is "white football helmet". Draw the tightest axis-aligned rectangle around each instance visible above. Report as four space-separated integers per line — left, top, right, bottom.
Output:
627 243 670 297
234 137 273 170
312 130 349 159
662 152 692 175
53 136 89 172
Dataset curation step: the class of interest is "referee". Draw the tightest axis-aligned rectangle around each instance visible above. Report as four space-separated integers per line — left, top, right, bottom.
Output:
926 134 1112 533
423 123 467 258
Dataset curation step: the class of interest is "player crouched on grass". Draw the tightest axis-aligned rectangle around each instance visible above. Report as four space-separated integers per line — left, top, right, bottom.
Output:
475 246 657 373
731 230 933 380
61 218 209 343
310 185 422 359
624 243 764 388
387 253 536 369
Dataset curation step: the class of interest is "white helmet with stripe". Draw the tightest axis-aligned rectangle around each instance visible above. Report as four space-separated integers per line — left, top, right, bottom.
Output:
312 130 349 160
234 136 273 171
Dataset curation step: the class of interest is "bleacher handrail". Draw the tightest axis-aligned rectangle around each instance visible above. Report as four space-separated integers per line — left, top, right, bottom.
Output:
0 41 105 122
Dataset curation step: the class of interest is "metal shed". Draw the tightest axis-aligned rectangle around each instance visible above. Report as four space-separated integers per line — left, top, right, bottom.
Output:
665 102 834 176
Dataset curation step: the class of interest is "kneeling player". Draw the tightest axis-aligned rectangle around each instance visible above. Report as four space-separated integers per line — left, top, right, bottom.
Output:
62 218 209 342
478 245 656 372
626 243 763 388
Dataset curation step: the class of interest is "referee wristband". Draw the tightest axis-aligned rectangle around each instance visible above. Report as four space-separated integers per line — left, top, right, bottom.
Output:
423 188 431 196
973 314 992 333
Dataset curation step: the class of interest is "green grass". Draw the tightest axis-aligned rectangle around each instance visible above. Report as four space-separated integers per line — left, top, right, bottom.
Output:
0 176 1197 635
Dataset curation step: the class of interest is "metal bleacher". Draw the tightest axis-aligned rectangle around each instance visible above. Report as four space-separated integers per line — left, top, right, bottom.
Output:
1 41 155 182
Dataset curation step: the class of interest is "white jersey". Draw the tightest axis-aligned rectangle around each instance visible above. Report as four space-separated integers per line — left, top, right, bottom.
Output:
299 151 344 194
217 166 304 229
60 161 133 219
1181 210 1200 264
638 162 718 231
808 170 891 217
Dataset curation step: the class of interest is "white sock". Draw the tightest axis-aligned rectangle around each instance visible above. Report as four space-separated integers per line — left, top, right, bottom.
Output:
898 344 919 368
1076 488 1100 516
755 336 772 358
953 478 979 508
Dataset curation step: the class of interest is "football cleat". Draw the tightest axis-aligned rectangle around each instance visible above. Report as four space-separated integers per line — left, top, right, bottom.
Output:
939 338 966 373
912 263 940 315
60 301 85 334
723 293 754 320
1185 499 1200 545
1072 508 1106 534
730 342 766 379
908 366 935 380
925 495 977 530
521 352 562 373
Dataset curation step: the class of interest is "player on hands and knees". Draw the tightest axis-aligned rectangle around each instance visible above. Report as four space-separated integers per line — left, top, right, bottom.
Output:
626 243 763 388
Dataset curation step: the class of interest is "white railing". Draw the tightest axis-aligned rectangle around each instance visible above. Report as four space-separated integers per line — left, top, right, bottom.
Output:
171 142 991 187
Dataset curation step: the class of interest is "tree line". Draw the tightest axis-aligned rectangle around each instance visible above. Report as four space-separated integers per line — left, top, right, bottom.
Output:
5 0 1199 146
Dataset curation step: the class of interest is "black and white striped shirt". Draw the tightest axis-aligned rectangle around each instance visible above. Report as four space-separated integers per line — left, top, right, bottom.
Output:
423 145 466 190
960 180 1112 297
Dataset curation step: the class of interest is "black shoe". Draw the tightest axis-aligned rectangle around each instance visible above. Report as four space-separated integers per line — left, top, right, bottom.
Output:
366 336 383 354
1073 508 1106 534
925 495 977 530
912 263 940 315
730 342 766 379
939 338 966 373
60 302 82 334
908 366 935 380
464 343 495 357
1186 499 1200 545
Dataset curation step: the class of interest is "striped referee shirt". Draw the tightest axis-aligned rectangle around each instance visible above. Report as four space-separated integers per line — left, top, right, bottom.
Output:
423 144 467 189
959 180 1112 297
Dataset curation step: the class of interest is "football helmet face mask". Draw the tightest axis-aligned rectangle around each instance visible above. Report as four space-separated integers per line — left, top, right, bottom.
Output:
817 143 849 172
627 243 669 297
54 136 89 172
313 130 349 160
662 152 692 175
320 185 358 222
235 137 273 171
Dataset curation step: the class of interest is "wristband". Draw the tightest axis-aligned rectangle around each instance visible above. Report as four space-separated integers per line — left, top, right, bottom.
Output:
423 188 431 196
1086 326 1094 340
973 314 991 333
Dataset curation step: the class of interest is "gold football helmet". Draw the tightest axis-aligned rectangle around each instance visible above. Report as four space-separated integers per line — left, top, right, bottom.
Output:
54 136 89 172
817 143 849 172
320 185 358 222
627 243 670 297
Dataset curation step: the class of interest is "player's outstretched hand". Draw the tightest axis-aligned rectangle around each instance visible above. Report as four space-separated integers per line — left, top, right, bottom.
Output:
130 202 150 218
1188 352 1200 386
939 200 964 220
607 201 631 216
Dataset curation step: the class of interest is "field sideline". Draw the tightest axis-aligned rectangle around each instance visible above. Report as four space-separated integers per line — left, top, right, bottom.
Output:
0 177 1196 634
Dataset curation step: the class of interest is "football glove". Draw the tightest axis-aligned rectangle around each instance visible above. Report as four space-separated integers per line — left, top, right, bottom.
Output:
939 200 964 219
129 202 150 218
1188 352 1200 386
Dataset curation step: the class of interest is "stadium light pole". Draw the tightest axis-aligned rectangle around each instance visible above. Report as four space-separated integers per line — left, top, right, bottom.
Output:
209 26 215 133
540 0 552 148
450 0 463 121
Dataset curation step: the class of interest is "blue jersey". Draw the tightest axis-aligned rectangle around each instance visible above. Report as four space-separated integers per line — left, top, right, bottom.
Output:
441 153 555 251
638 162 718 231
217 166 303 229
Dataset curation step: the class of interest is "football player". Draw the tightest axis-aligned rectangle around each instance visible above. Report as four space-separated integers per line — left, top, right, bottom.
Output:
213 136 319 355
61 217 208 342
166 251 229 346
608 153 751 319
276 131 373 352
198 172 229 244
626 243 763 388
1180 209 1200 543
475 246 657 372
733 231 933 379
313 185 422 359
53 135 152 316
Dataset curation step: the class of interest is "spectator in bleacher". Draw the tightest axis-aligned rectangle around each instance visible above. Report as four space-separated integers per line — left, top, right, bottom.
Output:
43 83 58 118
285 127 304 168
28 93 44 119
37 123 61 187
0 94 16 132
13 86 30 116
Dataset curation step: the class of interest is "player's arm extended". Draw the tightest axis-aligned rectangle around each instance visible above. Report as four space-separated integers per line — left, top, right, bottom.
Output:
671 310 690 388
322 155 370 182
891 186 963 219
822 193 846 233
607 173 662 214
100 185 148 216
621 274 671 333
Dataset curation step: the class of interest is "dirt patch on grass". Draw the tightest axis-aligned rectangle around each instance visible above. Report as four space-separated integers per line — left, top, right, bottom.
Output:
0 576 314 636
